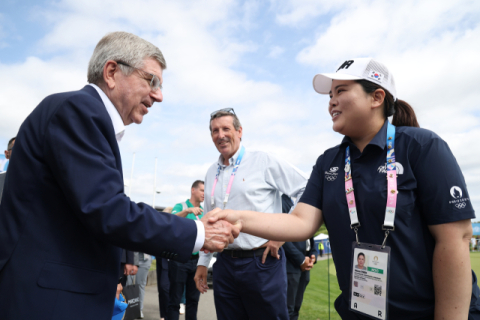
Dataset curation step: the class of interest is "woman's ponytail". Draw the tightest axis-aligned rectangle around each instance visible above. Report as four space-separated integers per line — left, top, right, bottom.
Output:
356 79 419 128
392 99 419 127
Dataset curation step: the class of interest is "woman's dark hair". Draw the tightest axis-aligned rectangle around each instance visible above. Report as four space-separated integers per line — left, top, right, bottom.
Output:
357 252 365 259
355 80 419 127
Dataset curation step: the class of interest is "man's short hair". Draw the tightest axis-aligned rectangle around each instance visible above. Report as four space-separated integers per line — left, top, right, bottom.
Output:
192 180 204 189
209 111 242 133
7 137 15 150
87 31 167 85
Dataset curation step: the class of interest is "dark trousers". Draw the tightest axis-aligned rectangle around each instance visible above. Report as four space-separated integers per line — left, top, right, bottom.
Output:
167 258 201 320
213 247 288 320
287 270 310 320
156 258 169 319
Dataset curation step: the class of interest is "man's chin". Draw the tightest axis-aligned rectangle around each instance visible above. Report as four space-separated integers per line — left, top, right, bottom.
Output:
131 116 144 125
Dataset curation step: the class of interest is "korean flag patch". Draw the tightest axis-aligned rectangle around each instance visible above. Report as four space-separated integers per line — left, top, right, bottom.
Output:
369 70 384 83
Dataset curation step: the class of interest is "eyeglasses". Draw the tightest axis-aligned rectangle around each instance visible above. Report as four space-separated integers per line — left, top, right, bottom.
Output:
117 61 162 91
210 108 236 118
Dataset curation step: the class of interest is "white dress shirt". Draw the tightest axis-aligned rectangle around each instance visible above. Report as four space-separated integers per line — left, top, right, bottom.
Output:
89 84 205 253
198 145 307 267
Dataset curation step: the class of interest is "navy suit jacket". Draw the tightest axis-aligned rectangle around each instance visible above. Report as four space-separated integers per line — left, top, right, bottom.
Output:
283 238 318 274
0 86 197 320
281 194 318 274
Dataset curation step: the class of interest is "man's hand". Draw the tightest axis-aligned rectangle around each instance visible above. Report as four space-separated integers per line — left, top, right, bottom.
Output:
124 264 134 275
132 265 138 275
300 256 312 271
261 240 284 264
116 283 123 300
201 217 240 252
188 207 204 216
310 254 316 266
194 266 209 294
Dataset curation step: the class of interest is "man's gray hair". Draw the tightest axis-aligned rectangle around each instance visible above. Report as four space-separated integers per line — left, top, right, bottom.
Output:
87 31 167 85
209 111 242 132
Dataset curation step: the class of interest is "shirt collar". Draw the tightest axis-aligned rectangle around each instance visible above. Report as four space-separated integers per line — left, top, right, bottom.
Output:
88 83 126 142
340 120 389 150
217 143 243 167
186 199 203 209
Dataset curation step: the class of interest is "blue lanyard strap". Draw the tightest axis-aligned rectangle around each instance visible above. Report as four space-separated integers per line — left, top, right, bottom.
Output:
344 122 397 246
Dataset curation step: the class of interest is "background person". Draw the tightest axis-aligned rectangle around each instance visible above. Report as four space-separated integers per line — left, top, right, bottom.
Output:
126 251 150 319
2 137 15 171
157 207 173 320
282 194 318 320
319 241 324 258
0 31 238 320
195 109 307 320
207 58 476 320
168 180 205 320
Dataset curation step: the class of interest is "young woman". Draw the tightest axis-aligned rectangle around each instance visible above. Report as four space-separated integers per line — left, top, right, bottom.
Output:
207 58 476 320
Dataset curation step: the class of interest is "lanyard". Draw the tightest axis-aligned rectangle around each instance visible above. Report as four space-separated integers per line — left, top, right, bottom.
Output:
211 146 245 209
345 122 397 247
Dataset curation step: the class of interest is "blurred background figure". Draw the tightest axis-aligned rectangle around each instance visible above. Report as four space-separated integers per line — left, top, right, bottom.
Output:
282 194 318 320
1 137 15 172
157 207 172 320
168 180 205 320
126 251 150 319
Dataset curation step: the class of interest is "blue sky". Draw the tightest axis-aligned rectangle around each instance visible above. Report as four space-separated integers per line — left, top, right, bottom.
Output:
1 0 479 217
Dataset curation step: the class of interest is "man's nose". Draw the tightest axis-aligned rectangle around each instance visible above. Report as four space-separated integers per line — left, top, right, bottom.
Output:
218 129 226 138
150 88 163 103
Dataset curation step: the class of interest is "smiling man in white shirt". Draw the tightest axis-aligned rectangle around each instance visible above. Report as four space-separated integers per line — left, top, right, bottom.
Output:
194 109 307 320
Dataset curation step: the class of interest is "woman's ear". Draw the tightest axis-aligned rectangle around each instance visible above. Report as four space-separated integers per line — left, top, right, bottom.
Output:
371 88 386 110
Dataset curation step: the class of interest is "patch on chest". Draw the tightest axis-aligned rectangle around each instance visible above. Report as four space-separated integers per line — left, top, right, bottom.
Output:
325 167 339 181
377 162 404 174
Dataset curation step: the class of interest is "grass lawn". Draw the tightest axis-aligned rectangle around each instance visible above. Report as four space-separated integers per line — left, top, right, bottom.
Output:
300 256 342 320
150 258 157 271
471 252 480 275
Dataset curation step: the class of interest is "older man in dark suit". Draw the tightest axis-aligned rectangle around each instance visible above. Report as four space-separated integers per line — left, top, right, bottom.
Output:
0 31 238 320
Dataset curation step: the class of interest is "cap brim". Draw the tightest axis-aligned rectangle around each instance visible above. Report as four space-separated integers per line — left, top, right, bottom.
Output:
313 73 363 94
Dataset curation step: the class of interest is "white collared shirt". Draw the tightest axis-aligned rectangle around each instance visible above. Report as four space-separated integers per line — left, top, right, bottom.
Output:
89 84 125 142
88 83 205 253
198 145 307 267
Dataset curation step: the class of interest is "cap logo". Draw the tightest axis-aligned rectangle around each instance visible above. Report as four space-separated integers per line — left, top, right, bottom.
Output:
337 60 354 72
369 70 384 82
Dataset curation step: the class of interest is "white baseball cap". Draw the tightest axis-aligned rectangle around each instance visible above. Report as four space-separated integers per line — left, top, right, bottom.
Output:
313 58 397 101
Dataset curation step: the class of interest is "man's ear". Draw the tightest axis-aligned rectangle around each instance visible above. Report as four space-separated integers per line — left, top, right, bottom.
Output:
103 60 119 90
371 88 386 110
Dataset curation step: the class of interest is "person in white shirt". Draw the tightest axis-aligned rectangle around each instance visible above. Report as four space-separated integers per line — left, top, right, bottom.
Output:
194 109 307 320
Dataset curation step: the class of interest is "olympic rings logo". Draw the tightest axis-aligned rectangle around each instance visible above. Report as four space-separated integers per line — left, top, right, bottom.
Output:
325 175 337 182
455 203 466 209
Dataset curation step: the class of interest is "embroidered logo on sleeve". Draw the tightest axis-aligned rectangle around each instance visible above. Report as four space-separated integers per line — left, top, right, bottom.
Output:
449 186 469 209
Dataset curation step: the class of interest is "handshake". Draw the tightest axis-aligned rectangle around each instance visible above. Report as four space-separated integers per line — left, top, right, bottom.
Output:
199 208 242 253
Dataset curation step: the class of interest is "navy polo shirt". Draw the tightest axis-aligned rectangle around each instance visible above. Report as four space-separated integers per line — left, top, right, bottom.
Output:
300 121 475 319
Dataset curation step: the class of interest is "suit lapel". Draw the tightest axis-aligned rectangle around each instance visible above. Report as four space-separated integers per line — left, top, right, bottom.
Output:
80 85 124 180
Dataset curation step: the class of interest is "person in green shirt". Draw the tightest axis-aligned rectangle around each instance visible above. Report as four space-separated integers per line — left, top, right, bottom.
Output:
168 180 205 320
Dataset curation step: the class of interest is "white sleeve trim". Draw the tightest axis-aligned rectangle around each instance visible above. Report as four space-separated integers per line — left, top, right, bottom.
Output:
193 220 205 253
